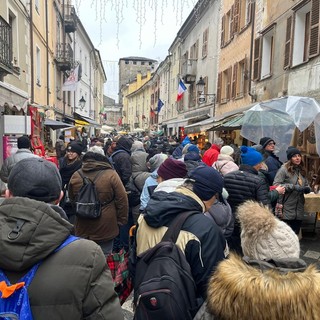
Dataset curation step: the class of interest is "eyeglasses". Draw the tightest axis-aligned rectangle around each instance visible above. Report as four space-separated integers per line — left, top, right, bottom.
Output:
267 142 275 146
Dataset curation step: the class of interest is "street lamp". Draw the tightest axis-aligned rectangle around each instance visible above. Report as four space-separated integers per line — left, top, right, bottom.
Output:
79 96 86 110
196 76 216 105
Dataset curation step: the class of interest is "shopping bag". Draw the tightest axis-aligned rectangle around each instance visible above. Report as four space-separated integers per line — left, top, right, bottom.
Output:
107 248 133 305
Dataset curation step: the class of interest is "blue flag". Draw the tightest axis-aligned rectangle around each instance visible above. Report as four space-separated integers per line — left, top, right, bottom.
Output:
157 99 164 112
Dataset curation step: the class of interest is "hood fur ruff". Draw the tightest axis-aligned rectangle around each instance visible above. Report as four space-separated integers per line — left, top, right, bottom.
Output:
207 254 320 320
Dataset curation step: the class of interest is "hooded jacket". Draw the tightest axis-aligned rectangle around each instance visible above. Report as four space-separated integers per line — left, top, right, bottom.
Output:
202 144 221 167
205 254 320 320
68 159 128 241
0 197 123 320
212 154 239 176
136 182 227 299
0 149 39 183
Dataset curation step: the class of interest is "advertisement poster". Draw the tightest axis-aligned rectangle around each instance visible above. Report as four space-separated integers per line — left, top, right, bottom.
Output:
3 136 18 160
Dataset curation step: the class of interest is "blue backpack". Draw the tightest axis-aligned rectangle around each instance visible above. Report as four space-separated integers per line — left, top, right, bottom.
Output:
0 235 79 320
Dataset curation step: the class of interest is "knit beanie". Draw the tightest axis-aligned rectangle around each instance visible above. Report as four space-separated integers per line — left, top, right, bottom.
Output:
184 151 201 162
157 158 187 180
188 166 224 201
181 136 191 147
240 146 263 166
67 141 83 156
17 135 31 149
259 137 275 148
238 200 300 260
220 145 234 156
148 153 168 172
286 146 301 160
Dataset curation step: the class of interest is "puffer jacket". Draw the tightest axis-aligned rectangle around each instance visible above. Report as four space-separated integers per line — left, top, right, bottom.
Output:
212 154 239 176
273 164 309 220
112 147 132 186
0 197 123 320
262 150 282 184
0 149 38 182
204 254 320 320
224 164 271 213
136 183 227 300
131 149 151 191
68 160 128 242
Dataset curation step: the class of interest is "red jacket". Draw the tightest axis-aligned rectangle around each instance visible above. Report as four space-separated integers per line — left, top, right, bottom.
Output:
202 144 221 166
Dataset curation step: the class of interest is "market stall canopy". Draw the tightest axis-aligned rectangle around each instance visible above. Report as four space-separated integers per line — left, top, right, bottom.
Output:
240 96 320 161
74 112 101 127
44 119 75 130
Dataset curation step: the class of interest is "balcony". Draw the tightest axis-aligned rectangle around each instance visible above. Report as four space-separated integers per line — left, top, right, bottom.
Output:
0 16 20 79
64 5 77 33
181 59 197 84
55 43 73 71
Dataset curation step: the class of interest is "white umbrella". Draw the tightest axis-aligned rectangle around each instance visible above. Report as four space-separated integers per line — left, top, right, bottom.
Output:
240 96 320 161
133 128 145 133
102 125 115 132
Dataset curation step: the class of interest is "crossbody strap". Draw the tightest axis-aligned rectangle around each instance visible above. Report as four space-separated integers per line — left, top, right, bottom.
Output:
162 211 197 243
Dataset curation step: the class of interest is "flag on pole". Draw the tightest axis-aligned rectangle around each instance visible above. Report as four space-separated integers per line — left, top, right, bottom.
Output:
176 79 187 101
150 107 155 117
157 99 164 112
118 117 122 126
62 65 80 91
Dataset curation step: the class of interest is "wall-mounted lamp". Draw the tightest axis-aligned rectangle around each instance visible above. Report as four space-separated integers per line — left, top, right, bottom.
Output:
79 96 86 110
196 76 216 105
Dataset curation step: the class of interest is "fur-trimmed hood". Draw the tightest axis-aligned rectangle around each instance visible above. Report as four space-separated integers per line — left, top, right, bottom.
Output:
206 253 320 320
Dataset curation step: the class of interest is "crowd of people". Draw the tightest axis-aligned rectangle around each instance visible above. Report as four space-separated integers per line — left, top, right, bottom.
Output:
0 132 319 319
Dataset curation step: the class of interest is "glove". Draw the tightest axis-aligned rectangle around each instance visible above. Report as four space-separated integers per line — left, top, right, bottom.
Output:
304 186 311 194
294 185 305 192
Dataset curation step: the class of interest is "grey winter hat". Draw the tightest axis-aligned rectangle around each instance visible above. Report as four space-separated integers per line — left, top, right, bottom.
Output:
8 158 62 202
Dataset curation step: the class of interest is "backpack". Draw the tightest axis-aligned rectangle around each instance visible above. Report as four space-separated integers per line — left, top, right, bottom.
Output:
108 149 127 169
0 235 79 320
75 170 105 219
133 211 199 320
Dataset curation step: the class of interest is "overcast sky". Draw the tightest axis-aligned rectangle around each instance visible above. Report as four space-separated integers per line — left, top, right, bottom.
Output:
75 0 195 101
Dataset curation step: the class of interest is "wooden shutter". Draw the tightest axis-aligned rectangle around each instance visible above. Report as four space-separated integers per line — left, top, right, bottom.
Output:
243 57 248 94
217 72 222 103
284 16 293 69
309 0 320 58
226 66 232 100
221 15 225 47
253 37 261 80
247 1 252 25
230 5 234 38
231 63 238 99
234 0 240 33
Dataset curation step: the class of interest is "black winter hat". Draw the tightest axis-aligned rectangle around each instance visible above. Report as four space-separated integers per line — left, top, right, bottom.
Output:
259 137 275 148
67 141 83 155
286 146 301 160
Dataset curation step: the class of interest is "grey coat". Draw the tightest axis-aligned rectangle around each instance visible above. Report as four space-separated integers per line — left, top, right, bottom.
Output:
273 164 309 220
0 197 123 320
0 149 38 182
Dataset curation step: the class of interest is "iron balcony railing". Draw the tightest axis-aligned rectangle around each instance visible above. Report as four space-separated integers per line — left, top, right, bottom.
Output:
0 15 13 70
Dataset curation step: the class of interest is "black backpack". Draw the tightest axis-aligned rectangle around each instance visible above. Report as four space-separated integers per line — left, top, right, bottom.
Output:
133 211 199 320
75 170 105 219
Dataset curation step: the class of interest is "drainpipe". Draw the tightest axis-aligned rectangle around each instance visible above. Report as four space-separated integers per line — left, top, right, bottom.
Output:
45 0 49 106
30 0 34 104
248 0 256 102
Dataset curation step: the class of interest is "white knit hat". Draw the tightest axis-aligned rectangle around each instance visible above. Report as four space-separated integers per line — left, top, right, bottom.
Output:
220 145 234 156
238 201 300 260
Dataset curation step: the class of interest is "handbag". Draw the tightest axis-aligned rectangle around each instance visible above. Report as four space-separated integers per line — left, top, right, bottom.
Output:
106 248 133 305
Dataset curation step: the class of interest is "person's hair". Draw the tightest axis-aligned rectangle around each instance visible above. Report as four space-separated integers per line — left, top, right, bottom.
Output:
203 142 212 150
82 151 110 164
285 159 306 176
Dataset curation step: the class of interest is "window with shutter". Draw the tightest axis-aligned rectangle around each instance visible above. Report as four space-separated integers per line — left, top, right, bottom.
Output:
284 16 293 69
217 72 222 103
230 5 234 39
309 0 320 57
226 66 232 101
202 28 209 58
221 15 225 47
232 63 237 99
234 0 240 34
261 28 274 78
239 0 251 29
253 37 261 80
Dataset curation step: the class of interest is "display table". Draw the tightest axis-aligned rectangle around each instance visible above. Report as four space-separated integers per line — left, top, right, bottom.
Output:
304 193 320 233
304 193 320 213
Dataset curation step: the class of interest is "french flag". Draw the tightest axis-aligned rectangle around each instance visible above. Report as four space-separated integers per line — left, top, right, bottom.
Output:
176 79 187 101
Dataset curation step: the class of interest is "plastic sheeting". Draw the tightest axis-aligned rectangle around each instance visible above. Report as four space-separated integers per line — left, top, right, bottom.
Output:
240 96 320 162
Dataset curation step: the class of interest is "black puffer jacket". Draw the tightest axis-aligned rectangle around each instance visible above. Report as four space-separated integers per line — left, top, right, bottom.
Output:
224 164 271 213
